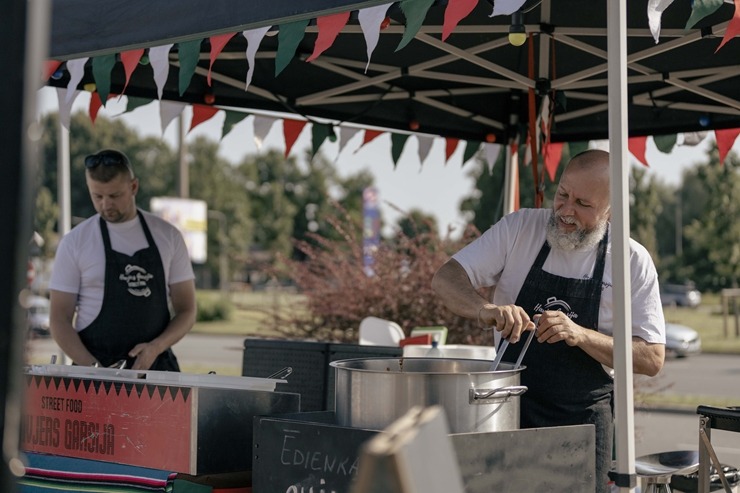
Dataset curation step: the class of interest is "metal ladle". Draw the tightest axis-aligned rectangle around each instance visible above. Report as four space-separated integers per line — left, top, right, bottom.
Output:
489 322 537 371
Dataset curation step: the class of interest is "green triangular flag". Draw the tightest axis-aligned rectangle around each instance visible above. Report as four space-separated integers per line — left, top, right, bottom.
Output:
222 110 250 140
391 133 410 167
311 123 333 156
653 134 678 154
92 54 116 104
125 96 151 113
685 0 723 29
396 0 435 52
178 39 202 96
567 141 590 158
462 140 482 167
276 19 310 76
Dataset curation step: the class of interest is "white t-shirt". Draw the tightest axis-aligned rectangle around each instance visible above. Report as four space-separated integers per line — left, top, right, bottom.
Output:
49 210 195 331
453 208 665 343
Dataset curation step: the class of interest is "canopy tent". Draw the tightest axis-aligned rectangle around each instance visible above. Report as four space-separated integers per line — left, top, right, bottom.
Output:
22 0 740 491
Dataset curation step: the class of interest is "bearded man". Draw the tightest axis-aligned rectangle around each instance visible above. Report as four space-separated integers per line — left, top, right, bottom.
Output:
431 149 665 493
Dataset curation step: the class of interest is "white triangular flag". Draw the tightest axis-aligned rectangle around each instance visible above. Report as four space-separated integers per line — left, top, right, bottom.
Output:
337 126 362 154
417 135 434 166
681 131 708 146
489 0 526 17
149 44 173 99
484 143 502 175
647 0 675 44
243 26 271 91
253 115 278 149
65 58 88 104
358 3 392 73
159 100 186 135
56 87 80 129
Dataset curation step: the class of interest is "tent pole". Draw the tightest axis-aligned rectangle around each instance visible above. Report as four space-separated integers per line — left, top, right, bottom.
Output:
607 0 636 491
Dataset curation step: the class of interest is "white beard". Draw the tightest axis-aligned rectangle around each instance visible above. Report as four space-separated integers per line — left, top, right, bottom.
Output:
546 211 608 251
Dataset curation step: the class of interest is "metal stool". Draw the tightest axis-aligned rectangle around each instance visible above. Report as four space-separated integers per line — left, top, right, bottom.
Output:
635 450 700 493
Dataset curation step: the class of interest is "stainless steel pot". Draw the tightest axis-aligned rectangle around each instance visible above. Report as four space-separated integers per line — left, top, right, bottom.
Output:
330 357 526 434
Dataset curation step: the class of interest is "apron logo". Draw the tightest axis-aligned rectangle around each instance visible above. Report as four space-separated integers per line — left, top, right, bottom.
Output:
534 296 579 320
119 264 154 297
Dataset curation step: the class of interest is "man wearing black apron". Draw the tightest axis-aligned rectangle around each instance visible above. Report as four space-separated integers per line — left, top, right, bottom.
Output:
50 149 196 371
432 150 666 493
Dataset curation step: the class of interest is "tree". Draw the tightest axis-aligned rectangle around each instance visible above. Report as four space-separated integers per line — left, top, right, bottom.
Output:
629 166 662 260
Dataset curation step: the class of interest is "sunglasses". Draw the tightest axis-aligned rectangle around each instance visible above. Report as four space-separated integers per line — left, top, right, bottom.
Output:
84 151 129 169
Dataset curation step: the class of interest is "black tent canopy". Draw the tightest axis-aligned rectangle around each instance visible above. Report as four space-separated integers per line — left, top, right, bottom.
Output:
48 0 740 145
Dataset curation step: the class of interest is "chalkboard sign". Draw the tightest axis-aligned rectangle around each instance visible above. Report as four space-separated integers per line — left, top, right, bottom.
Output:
253 415 379 493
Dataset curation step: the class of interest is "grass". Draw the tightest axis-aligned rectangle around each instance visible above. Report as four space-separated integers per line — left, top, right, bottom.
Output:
663 292 740 354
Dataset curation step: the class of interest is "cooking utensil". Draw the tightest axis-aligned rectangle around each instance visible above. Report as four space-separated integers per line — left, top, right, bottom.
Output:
489 320 538 371
266 366 293 380
488 338 509 371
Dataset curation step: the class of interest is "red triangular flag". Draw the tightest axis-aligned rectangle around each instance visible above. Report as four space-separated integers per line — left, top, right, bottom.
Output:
89 92 103 124
283 119 308 157
44 60 62 81
628 136 649 167
442 0 478 41
208 32 237 86
543 142 564 181
189 104 220 133
361 129 384 147
715 127 740 166
306 12 350 62
716 0 740 52
445 137 460 163
120 49 144 95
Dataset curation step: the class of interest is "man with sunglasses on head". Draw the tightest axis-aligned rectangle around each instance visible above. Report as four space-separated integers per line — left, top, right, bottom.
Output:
49 149 196 371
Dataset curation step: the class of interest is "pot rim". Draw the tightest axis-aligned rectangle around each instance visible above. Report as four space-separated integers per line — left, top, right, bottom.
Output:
330 356 525 375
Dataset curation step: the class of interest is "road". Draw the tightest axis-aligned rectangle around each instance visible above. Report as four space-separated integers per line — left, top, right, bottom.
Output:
24 336 740 470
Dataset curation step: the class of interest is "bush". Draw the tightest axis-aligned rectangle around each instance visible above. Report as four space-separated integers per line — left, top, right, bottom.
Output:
267 202 489 344
196 294 233 322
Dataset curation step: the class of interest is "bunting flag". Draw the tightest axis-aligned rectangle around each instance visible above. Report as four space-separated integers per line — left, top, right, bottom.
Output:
307 12 351 62
55 87 79 129
177 39 202 96
443 0 478 41
189 104 221 133
311 123 334 156
159 100 186 134
120 49 144 95
65 58 88 104
462 140 481 166
543 141 565 181
445 137 460 163
284 119 309 157
390 133 410 166
716 0 740 52
358 3 393 72
484 142 502 174
685 0 724 29
417 135 434 165
715 127 740 165
275 19 310 76
648 0 676 43
125 96 151 113
338 126 362 154
208 32 237 85
89 92 103 123
253 115 278 149
397 0 436 51
360 129 384 149
243 27 272 91
682 131 708 146
653 133 678 153
92 54 116 104
44 60 62 82
489 0 526 17
149 44 173 99
222 110 250 140
628 136 650 167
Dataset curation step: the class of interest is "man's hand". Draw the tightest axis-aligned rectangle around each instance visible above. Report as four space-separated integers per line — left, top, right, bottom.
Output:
480 304 535 343
535 310 586 346
128 342 162 370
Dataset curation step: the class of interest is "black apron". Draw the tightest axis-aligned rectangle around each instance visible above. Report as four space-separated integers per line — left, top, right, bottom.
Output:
502 232 613 493
79 212 180 371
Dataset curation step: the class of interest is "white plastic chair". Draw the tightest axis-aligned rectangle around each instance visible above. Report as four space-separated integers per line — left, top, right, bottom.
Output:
359 317 405 346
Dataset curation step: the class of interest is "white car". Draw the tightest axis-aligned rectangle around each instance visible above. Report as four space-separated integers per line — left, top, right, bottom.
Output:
26 295 51 338
665 322 701 358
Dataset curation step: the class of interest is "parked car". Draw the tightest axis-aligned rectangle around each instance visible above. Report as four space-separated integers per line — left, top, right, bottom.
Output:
665 322 701 358
26 295 51 338
660 283 702 308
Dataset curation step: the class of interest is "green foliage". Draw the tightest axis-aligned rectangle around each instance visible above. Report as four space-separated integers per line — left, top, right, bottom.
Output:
195 292 233 322
629 166 662 260
267 202 487 344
